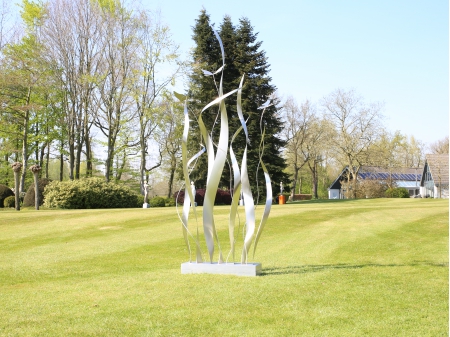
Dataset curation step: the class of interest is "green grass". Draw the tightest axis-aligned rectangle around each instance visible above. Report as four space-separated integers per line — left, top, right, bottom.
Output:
0 199 448 336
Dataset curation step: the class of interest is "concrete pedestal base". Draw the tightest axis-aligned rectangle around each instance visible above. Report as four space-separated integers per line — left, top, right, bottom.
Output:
181 262 261 277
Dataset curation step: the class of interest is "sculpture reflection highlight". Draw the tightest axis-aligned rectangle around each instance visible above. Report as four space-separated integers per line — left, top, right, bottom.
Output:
176 26 273 271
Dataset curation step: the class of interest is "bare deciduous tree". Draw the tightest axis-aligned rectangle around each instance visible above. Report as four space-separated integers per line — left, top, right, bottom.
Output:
429 136 449 154
159 99 183 197
131 9 184 192
282 97 315 196
43 0 103 179
94 2 138 182
283 96 333 198
322 88 384 198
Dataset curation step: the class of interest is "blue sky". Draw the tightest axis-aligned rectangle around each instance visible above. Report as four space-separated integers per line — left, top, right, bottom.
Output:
153 0 449 146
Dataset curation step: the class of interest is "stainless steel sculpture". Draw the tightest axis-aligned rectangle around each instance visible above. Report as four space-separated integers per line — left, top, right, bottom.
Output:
176 27 273 271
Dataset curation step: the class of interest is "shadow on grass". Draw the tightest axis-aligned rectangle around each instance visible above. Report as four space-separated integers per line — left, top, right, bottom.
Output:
260 261 449 276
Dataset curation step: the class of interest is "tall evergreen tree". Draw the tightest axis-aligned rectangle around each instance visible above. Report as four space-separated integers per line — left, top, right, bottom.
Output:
187 10 221 187
187 10 287 197
233 17 288 196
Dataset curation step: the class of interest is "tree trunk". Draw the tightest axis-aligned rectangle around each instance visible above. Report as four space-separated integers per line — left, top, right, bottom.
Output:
60 138 64 181
35 123 39 162
14 171 20 211
60 153 64 181
45 143 50 179
84 95 92 178
20 109 29 194
85 136 92 177
291 165 299 199
39 142 47 168
309 160 319 199
69 128 75 180
139 132 146 194
12 162 22 211
33 172 39 210
105 137 115 182
75 134 82 180
347 165 360 199
4 154 11 186
168 160 175 198
115 150 127 181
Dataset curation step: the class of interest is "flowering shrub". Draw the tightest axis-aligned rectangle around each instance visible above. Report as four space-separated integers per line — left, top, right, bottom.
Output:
43 178 140 209
174 188 232 206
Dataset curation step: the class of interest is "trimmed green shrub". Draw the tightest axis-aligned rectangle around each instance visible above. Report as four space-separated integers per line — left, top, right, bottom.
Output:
23 178 52 207
385 187 410 198
0 184 14 208
150 196 165 207
289 194 312 201
136 194 145 206
165 197 176 207
43 178 140 209
3 195 15 208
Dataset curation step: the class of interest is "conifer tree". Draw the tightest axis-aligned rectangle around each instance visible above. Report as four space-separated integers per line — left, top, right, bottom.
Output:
187 10 221 186
187 10 288 196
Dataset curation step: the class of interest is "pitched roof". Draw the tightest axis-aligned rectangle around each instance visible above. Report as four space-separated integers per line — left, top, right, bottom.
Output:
329 165 422 190
358 166 421 181
425 154 449 186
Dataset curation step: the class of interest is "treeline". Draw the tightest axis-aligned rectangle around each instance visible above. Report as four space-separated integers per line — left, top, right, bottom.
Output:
281 90 448 198
0 0 184 196
0 1 447 201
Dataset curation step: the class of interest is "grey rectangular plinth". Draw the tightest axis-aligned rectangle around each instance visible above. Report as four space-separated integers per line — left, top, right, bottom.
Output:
181 262 261 277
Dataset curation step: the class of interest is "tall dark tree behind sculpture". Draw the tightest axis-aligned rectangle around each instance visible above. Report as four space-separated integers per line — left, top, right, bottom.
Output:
188 10 287 195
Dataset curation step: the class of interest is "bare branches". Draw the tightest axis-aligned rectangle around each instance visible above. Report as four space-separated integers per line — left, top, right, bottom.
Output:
282 95 332 197
321 88 384 198
429 136 449 154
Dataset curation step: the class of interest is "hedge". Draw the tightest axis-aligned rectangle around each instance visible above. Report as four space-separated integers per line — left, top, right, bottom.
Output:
43 178 140 209
174 188 232 206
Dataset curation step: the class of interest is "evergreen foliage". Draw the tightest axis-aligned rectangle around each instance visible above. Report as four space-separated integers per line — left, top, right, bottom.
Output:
23 178 51 207
0 184 14 208
187 10 287 196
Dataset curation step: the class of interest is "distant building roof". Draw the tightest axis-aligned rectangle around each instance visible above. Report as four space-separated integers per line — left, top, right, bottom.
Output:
421 154 449 186
329 166 422 190
358 172 420 181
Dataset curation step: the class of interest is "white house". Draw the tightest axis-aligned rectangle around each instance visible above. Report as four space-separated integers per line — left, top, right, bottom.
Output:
419 154 449 198
328 166 422 199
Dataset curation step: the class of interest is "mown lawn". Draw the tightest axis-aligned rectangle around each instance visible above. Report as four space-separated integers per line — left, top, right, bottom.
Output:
0 198 448 336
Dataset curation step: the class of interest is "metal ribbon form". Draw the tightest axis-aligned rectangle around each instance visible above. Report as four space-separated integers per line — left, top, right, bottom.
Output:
176 26 273 265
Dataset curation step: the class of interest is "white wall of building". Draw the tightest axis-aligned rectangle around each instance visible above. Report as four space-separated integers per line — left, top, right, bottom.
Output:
328 189 340 199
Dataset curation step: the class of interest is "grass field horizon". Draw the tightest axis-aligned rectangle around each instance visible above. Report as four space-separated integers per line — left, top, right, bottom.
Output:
1 198 448 336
